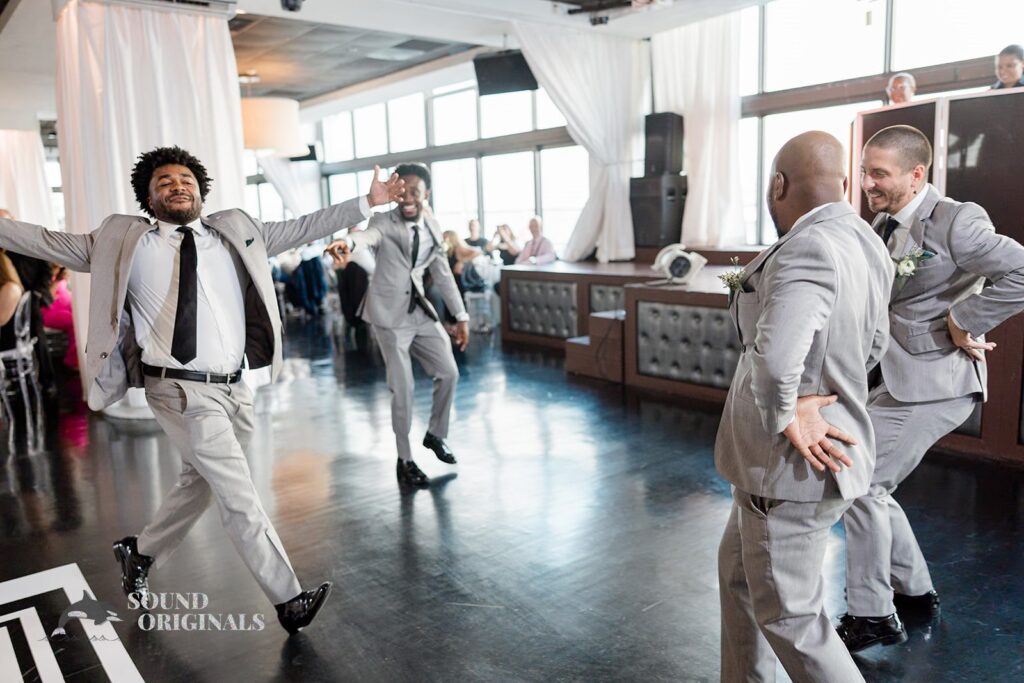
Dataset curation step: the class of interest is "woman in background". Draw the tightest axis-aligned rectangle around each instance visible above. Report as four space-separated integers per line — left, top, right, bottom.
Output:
0 249 25 348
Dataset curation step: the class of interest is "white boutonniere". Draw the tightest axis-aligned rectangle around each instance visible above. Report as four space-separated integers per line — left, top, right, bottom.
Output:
719 256 744 294
894 247 935 281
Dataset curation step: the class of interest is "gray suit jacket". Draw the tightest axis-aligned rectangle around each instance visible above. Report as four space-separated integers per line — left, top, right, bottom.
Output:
349 209 466 328
877 185 1024 402
715 202 894 502
0 198 367 410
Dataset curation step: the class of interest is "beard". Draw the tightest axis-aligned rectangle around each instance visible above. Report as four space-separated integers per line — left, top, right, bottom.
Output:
153 196 201 225
400 203 422 223
867 185 909 215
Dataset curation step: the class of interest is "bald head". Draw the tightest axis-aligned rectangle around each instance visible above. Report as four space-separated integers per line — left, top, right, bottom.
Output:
767 131 848 236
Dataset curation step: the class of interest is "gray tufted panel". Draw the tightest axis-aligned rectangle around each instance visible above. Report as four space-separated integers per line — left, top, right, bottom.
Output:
590 285 625 313
637 302 740 388
508 279 578 338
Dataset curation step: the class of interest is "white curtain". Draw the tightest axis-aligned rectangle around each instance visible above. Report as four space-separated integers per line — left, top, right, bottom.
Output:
651 13 744 247
258 156 322 217
55 0 246 412
514 21 646 263
0 129 55 227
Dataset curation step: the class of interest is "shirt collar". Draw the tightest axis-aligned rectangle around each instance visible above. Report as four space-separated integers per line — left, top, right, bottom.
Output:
890 184 930 227
792 202 837 230
154 216 207 238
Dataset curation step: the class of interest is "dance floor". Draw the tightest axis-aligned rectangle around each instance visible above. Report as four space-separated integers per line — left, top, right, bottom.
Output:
0 318 1022 682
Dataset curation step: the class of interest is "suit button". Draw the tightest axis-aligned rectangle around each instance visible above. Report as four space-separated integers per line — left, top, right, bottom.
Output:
100 352 108 359
405 291 410 294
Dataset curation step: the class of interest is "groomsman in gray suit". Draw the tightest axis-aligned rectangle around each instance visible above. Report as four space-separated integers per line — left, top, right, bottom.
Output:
717 131 893 682
327 163 468 488
0 146 403 634
838 125 1024 651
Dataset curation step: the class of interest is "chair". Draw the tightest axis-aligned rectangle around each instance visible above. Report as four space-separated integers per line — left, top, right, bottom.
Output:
0 292 44 453
464 290 494 333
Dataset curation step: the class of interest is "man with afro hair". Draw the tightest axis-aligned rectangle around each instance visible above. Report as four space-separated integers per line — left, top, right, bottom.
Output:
0 145 404 635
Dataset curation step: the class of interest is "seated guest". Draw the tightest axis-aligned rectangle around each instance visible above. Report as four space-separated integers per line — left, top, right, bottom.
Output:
885 72 916 104
515 216 557 266
443 231 501 293
465 219 488 250
488 224 520 266
0 249 24 348
993 44 1024 90
41 265 78 370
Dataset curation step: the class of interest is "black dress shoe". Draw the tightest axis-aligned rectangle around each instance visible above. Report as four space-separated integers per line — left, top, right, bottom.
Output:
837 613 908 653
894 590 941 620
275 582 332 635
422 433 456 464
112 536 153 600
396 459 430 487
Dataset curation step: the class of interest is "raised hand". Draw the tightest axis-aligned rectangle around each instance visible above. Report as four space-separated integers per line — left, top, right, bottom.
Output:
324 240 351 268
367 164 404 207
947 314 995 362
782 395 857 473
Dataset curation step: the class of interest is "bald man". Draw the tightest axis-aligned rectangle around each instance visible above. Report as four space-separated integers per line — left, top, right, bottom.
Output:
716 131 894 681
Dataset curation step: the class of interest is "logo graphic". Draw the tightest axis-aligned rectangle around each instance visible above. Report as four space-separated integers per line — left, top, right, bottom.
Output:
51 592 123 638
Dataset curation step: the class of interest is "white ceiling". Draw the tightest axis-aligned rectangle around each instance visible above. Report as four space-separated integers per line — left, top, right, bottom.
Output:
0 0 763 126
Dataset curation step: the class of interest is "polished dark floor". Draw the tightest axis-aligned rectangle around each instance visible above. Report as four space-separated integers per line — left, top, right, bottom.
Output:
0 317 1022 682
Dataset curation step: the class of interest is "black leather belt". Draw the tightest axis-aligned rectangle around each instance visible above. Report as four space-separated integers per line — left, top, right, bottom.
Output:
142 363 242 384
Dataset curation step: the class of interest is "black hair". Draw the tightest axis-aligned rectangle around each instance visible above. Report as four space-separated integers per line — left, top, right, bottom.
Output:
130 146 212 217
393 163 431 190
999 44 1024 61
865 125 932 173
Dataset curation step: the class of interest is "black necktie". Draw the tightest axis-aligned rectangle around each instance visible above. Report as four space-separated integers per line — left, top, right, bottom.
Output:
171 226 198 364
410 224 420 267
408 224 421 315
882 216 900 245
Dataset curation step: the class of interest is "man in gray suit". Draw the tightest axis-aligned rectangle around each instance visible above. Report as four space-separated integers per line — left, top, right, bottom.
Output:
327 163 468 488
838 125 1024 651
717 131 893 682
0 146 403 634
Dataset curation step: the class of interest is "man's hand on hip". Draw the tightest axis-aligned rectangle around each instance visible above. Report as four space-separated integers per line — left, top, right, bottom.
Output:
454 321 470 351
947 314 995 362
782 395 857 473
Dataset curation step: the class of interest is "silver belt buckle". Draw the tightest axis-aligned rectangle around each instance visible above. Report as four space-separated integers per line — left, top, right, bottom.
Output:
205 372 212 384
160 366 168 379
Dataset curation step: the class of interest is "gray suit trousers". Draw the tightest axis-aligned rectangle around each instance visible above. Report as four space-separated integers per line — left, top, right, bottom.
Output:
373 310 459 461
719 487 863 683
843 381 976 616
136 377 302 605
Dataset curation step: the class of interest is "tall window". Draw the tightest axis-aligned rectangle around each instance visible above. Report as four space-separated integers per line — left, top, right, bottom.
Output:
892 0 1024 71
353 103 388 158
481 152 536 239
257 183 285 222
480 91 533 139
765 0 887 91
323 111 354 163
535 88 568 129
432 88 478 145
539 146 588 250
327 173 358 206
738 5 760 97
387 93 427 153
738 117 760 245
430 158 479 235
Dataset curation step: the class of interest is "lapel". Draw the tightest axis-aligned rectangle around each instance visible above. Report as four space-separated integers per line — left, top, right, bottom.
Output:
390 209 412 263
114 219 158 317
740 201 855 290
890 186 941 299
203 214 249 261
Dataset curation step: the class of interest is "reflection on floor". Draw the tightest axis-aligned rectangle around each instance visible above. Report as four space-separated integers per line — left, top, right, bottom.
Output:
0 317 1022 682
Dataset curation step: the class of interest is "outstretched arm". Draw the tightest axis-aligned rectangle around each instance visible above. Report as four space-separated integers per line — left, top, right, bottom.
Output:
0 217 93 272
262 165 404 256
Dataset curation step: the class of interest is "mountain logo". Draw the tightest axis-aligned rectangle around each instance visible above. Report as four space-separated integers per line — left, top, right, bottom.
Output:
51 592 122 637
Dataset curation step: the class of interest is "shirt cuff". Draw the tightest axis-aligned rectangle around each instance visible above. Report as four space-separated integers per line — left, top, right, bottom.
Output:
948 310 962 331
454 312 470 323
358 195 371 217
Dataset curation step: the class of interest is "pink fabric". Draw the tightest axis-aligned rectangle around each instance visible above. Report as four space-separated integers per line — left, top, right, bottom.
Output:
515 237 557 266
41 279 78 369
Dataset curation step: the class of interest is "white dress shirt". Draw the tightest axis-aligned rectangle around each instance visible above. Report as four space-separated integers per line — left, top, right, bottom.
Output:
885 183 930 252
405 219 435 268
127 217 246 373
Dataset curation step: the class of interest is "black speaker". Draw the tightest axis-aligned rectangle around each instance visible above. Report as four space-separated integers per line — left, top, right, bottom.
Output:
630 175 688 248
645 112 684 176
